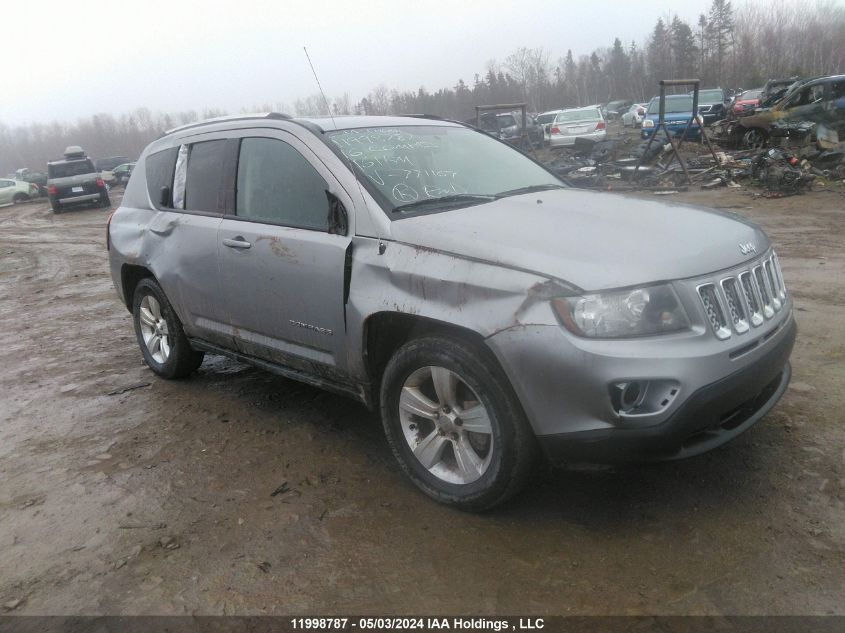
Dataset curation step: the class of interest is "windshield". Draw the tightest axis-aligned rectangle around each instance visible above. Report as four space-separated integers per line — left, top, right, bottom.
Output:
536 113 557 124
647 96 694 114
740 89 762 100
554 109 601 123
48 159 96 178
698 90 724 102
327 126 562 216
496 114 517 128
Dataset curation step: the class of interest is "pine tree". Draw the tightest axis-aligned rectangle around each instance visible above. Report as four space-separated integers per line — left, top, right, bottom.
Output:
707 0 734 85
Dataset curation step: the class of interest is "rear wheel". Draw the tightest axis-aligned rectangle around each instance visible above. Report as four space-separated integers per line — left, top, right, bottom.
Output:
13 193 28 204
50 201 62 213
742 127 768 149
99 193 111 208
132 278 204 379
380 336 537 511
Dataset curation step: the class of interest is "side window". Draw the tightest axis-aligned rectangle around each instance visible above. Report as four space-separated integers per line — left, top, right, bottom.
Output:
144 147 178 209
236 137 329 231
832 81 845 100
185 140 227 213
0 180 13 188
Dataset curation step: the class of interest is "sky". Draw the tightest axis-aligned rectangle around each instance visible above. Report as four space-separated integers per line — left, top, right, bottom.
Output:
1 0 768 127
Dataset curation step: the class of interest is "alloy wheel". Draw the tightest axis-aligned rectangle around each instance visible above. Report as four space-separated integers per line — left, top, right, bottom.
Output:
138 295 171 364
398 366 494 485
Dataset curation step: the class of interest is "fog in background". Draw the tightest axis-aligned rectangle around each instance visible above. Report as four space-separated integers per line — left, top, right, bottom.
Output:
1 0 843 172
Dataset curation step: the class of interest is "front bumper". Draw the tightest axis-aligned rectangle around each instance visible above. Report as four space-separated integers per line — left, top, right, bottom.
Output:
641 125 701 140
536 318 795 463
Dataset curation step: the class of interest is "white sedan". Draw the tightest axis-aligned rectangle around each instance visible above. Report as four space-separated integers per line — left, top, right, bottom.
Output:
0 179 38 206
621 103 648 127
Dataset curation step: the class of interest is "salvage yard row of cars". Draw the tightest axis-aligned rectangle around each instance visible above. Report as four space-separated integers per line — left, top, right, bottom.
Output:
2 154 136 209
491 73 843 150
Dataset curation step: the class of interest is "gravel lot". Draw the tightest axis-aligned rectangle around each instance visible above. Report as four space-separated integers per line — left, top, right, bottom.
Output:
0 183 843 615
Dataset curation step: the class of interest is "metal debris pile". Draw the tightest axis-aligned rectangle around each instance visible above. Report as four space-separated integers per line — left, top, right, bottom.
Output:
541 125 845 198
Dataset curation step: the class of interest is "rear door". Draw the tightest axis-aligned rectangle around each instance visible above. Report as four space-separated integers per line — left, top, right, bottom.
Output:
217 131 353 374
142 140 230 348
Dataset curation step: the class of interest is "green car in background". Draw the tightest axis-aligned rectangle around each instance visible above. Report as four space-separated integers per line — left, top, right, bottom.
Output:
0 178 39 206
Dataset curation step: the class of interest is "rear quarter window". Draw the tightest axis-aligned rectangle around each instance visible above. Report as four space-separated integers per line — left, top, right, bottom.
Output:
144 147 178 209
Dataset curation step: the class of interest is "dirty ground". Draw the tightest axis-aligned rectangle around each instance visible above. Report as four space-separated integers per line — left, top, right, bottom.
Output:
0 185 843 615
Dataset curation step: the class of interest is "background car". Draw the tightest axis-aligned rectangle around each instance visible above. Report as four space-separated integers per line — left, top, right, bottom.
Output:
621 103 647 127
604 99 632 120
536 109 563 144
475 111 544 148
47 146 111 212
641 95 702 140
695 88 729 124
731 88 763 116
734 74 845 148
112 162 136 185
14 168 48 196
0 178 39 206
549 107 607 147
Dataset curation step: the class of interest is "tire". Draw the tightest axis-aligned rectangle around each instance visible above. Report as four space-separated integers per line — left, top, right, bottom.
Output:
13 193 28 204
742 127 768 149
132 278 204 379
51 201 62 213
99 193 111 208
380 336 537 511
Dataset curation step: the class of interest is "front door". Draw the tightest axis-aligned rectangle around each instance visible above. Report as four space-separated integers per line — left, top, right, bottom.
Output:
218 133 352 374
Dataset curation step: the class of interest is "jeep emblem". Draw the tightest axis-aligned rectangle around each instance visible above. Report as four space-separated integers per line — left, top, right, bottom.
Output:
739 242 757 255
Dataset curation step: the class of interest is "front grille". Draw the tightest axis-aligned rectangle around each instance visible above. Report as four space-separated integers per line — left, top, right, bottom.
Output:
697 252 786 340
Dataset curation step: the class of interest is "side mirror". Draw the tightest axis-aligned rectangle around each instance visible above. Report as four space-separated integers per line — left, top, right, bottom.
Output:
159 185 171 207
326 191 348 235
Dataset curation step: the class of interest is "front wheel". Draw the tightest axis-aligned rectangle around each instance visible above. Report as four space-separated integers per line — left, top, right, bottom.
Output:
13 193 28 204
380 336 537 511
132 278 204 379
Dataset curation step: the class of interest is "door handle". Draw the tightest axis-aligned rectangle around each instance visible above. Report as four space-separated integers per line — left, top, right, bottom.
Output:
222 236 251 249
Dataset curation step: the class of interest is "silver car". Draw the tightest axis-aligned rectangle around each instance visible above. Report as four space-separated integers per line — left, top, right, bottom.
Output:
108 113 795 510
549 107 608 147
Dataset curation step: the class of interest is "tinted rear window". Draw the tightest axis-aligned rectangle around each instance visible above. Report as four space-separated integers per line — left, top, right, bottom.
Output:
145 148 178 208
185 140 227 213
48 159 95 178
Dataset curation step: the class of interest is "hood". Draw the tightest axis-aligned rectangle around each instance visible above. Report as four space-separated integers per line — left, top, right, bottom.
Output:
387 189 768 291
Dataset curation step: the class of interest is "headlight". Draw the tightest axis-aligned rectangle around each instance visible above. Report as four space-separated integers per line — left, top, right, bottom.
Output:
552 283 690 338
642 119 654 128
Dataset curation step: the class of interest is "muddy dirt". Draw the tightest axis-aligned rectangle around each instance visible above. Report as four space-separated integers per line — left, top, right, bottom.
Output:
0 182 843 615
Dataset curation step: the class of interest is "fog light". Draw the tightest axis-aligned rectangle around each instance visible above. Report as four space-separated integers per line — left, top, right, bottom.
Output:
612 381 646 414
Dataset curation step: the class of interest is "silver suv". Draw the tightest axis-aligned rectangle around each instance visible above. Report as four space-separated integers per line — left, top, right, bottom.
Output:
108 113 795 510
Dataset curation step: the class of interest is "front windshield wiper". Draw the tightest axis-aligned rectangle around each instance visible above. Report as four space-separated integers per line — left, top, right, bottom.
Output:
494 184 565 199
392 194 496 214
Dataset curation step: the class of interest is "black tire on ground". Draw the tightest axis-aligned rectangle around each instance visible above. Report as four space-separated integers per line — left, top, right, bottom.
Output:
13 193 28 204
380 335 537 511
132 278 204 379
50 201 62 213
99 193 111 208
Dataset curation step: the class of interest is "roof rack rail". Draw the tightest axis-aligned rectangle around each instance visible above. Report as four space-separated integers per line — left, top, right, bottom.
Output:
163 112 292 136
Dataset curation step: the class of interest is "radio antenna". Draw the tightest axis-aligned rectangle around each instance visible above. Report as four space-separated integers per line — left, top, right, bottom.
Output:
303 46 338 130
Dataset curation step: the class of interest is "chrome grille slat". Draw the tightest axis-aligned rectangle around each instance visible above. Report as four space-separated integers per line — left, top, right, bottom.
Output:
720 278 749 333
697 284 731 340
697 251 787 340
764 259 782 311
739 271 764 327
753 265 775 319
